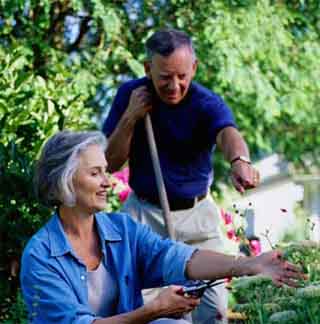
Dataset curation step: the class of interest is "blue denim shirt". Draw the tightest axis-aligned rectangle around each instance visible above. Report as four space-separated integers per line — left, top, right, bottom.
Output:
20 212 195 324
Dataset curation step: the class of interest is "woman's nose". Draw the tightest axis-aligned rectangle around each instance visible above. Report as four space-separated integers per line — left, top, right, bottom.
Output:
102 173 110 188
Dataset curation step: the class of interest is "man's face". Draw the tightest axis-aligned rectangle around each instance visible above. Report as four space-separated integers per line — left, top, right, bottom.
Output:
144 46 197 105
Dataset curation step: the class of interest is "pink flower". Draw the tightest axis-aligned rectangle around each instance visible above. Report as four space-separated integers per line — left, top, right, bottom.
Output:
227 229 236 240
221 208 233 225
249 240 261 256
113 167 130 184
118 188 132 203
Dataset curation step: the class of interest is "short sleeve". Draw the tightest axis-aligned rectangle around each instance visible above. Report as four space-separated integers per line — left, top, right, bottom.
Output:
202 94 237 143
102 83 132 137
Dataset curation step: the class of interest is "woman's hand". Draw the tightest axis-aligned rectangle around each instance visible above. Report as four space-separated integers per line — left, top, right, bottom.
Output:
150 285 200 319
251 250 307 287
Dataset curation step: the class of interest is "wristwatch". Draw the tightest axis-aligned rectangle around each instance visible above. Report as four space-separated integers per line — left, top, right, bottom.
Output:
230 155 251 165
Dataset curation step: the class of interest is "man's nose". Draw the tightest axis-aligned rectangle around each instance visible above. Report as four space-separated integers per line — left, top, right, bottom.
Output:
168 77 179 90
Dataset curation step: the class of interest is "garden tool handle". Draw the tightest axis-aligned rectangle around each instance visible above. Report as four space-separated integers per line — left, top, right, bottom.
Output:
144 113 176 240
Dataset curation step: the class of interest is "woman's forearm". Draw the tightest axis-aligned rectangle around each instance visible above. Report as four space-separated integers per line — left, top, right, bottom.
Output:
93 302 159 324
186 250 257 280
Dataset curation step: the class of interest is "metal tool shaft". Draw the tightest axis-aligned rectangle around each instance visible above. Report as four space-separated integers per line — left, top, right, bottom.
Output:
144 113 176 240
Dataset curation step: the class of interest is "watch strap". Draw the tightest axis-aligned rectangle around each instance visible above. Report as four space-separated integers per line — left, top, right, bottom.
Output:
230 155 251 165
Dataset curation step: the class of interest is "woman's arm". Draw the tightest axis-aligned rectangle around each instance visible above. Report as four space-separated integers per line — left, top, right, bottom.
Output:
186 249 305 287
94 286 200 324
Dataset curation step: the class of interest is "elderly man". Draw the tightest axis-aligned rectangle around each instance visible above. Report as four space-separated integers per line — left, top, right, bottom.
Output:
103 29 259 324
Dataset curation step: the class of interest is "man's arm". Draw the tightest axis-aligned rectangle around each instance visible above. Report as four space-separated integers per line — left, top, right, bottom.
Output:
106 86 152 172
216 126 259 193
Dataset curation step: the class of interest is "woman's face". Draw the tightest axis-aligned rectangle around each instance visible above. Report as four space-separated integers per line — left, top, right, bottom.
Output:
73 144 109 213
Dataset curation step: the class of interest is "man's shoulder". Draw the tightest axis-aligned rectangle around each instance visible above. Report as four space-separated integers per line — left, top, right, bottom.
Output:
118 77 148 94
190 82 223 104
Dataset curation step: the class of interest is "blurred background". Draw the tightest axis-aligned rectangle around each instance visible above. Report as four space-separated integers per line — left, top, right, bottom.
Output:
0 0 319 322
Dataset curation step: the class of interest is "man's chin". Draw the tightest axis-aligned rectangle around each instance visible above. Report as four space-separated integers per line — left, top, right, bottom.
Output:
162 96 182 105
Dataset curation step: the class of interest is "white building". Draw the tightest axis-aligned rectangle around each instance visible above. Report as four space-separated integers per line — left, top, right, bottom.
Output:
236 154 319 250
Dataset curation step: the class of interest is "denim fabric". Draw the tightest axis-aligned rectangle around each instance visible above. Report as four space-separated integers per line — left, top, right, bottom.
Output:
123 194 228 324
20 212 195 324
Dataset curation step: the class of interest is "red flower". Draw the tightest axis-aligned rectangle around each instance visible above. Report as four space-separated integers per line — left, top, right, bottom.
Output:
221 208 233 225
118 188 132 203
249 239 261 256
227 229 236 240
225 276 232 283
113 167 130 184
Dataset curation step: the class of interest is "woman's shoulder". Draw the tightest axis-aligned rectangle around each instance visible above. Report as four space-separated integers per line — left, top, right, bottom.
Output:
21 222 51 264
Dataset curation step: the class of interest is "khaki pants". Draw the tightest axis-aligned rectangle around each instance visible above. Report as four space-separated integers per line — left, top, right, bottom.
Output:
122 193 228 324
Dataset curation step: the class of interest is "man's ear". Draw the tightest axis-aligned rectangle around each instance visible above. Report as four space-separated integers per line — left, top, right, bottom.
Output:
191 59 198 78
144 61 152 78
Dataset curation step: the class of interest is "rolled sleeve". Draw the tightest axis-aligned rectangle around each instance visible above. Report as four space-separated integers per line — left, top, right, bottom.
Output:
162 242 196 285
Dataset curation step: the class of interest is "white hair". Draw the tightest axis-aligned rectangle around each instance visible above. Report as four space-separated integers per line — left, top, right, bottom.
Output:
34 131 107 207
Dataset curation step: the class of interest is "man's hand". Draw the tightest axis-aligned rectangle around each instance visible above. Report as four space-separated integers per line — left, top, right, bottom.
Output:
126 86 152 121
150 285 200 319
216 127 260 193
231 160 260 194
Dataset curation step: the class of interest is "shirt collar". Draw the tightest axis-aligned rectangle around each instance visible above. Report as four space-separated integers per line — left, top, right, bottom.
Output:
95 212 122 243
47 212 122 257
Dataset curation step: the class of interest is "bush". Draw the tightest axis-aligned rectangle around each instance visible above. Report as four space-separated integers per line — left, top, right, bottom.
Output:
0 43 95 320
231 241 320 323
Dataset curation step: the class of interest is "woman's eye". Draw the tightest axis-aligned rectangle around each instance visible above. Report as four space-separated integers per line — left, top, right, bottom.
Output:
91 172 98 176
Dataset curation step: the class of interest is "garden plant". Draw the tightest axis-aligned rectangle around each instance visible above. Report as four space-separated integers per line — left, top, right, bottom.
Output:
0 0 319 322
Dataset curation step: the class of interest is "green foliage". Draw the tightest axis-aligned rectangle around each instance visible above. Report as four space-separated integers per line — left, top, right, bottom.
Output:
0 290 27 324
231 241 320 323
0 0 319 321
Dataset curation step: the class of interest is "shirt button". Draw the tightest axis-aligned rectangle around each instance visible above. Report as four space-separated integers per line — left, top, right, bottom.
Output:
80 275 85 281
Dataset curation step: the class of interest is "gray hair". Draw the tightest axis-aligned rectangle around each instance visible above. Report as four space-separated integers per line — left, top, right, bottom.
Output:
34 130 107 208
145 28 196 61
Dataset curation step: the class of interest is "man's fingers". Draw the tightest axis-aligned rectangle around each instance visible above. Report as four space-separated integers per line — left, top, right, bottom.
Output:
231 174 245 193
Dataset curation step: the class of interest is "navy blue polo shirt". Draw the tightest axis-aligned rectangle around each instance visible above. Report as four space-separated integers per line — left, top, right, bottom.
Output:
103 77 236 200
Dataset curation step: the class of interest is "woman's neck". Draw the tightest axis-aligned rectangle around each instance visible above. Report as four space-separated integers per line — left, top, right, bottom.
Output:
58 206 95 240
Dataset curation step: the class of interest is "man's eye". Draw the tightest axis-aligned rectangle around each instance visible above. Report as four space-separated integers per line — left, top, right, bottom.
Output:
91 172 98 176
179 74 186 79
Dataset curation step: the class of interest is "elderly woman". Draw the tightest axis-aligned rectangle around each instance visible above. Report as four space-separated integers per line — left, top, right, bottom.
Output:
20 131 304 324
